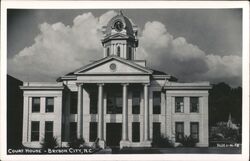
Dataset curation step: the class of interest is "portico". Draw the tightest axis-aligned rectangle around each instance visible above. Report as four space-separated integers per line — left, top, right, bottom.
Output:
75 81 151 148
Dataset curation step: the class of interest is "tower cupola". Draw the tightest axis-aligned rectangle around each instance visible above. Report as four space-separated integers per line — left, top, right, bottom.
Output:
101 11 138 60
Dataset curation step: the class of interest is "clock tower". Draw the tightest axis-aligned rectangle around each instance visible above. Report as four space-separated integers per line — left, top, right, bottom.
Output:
101 11 138 60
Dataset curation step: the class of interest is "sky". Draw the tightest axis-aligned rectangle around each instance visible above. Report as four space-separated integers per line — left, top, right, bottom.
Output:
7 9 242 87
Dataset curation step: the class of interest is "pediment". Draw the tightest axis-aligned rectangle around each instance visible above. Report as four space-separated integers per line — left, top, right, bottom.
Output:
74 56 152 75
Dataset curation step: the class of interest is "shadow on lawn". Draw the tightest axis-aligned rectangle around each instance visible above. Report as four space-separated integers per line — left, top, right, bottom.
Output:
111 147 241 154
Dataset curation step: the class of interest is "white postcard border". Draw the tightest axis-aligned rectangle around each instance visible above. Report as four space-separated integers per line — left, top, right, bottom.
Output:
1 1 249 161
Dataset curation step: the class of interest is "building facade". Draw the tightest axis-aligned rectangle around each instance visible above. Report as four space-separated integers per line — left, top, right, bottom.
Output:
20 12 210 149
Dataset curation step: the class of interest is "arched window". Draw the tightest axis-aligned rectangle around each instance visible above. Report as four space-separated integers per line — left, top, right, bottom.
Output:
106 47 110 57
128 47 132 60
117 46 120 57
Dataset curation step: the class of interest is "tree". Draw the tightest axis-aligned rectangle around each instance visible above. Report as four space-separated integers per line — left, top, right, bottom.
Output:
209 82 242 126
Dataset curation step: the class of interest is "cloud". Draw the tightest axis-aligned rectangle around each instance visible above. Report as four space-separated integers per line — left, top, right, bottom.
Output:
8 11 242 87
138 21 241 86
8 11 116 81
140 21 173 49
202 54 242 86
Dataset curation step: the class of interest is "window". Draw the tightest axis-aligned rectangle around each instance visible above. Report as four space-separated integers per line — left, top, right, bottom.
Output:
128 47 132 60
117 46 120 57
46 97 54 112
132 91 140 114
175 122 184 142
190 122 199 142
153 92 161 114
107 47 110 56
70 92 77 114
32 97 40 113
190 97 199 113
107 90 122 114
153 122 161 140
45 121 53 140
132 122 140 142
89 122 97 142
90 91 98 114
175 97 184 113
69 122 77 141
31 121 39 141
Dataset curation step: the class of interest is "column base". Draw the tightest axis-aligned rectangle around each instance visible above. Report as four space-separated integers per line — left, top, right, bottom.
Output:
141 140 152 147
98 140 106 149
120 140 131 149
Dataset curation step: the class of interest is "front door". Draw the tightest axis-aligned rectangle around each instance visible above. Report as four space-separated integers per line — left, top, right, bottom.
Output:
106 123 122 147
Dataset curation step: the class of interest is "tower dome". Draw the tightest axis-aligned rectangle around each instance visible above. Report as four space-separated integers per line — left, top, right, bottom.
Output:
101 11 138 60
104 11 136 38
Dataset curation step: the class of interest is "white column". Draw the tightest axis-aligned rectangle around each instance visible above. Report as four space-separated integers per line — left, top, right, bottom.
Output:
144 83 149 141
98 83 104 140
201 95 209 146
123 44 125 58
22 96 29 143
103 46 106 57
77 83 83 138
122 83 128 140
114 44 116 56
124 45 127 59
56 95 63 146
165 92 172 139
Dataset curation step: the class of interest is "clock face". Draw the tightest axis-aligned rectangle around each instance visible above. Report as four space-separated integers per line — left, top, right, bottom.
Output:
114 20 124 32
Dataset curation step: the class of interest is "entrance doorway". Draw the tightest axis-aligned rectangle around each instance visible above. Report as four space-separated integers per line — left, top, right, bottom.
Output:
106 123 122 147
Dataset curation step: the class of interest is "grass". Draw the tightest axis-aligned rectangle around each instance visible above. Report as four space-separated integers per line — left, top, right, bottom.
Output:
112 147 241 154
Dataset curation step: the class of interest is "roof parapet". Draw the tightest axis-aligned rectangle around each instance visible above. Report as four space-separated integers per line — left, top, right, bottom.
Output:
164 82 211 90
20 82 64 90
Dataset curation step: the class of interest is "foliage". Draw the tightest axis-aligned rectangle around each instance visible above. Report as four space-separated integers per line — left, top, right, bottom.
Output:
179 135 197 147
68 137 86 148
210 123 241 143
152 135 174 148
209 82 242 126
90 138 101 149
41 136 58 149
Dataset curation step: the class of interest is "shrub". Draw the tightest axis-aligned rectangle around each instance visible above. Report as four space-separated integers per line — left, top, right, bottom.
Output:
210 124 241 143
152 135 174 148
68 137 86 148
41 136 58 149
91 138 101 150
179 135 197 147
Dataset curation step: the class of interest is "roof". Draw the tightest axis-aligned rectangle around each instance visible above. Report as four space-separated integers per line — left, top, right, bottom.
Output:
104 11 137 38
20 82 64 90
57 56 155 81
73 55 153 75
152 69 167 75
65 71 74 76
164 82 211 90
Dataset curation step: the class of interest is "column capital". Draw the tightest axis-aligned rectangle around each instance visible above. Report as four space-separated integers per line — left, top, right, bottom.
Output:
76 82 83 86
97 83 104 86
143 83 150 86
121 83 129 86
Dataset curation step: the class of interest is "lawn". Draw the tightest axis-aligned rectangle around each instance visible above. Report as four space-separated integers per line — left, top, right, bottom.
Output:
109 147 241 154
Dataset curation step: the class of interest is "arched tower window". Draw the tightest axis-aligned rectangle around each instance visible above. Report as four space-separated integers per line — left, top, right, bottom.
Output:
128 47 132 60
117 46 120 57
106 47 110 57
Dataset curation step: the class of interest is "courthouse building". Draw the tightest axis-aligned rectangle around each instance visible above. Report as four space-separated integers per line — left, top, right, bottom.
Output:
20 12 210 149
